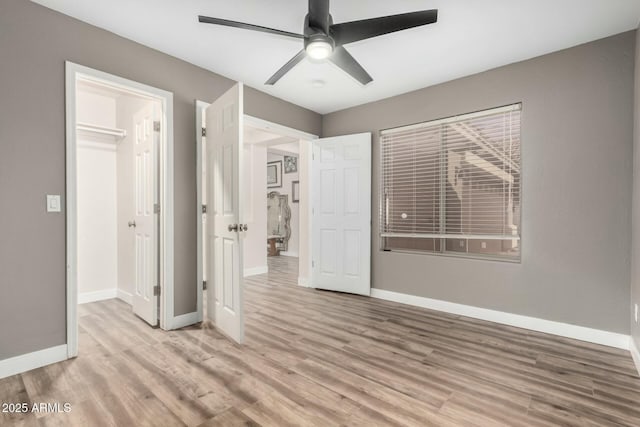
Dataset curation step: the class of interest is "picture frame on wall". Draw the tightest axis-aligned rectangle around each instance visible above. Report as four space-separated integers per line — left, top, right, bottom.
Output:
267 160 282 188
292 180 300 203
284 155 297 174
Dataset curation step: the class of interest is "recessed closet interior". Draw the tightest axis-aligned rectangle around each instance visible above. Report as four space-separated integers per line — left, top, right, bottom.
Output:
76 80 159 308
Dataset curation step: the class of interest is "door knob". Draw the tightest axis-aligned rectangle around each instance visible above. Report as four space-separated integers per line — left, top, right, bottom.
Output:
240 224 248 232
128 220 136 228
228 224 239 232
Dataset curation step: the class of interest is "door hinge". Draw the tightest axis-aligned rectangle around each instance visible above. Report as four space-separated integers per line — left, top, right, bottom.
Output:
312 260 315 268
153 285 161 296
203 281 207 290
153 121 161 132
202 204 207 214
154 204 160 214
202 127 207 137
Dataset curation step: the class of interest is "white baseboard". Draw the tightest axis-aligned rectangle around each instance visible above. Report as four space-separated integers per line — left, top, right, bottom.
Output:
630 337 640 376
78 289 117 304
298 276 310 287
170 312 200 329
117 289 133 305
370 288 630 350
280 251 299 257
0 345 68 379
244 265 268 277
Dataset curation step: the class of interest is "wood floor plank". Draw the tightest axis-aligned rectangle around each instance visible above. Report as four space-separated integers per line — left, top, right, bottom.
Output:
196 407 260 427
3 255 640 426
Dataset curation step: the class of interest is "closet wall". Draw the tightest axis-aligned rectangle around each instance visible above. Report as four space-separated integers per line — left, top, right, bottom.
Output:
76 90 118 301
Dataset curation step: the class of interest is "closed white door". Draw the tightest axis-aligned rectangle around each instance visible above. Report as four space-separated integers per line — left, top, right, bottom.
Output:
132 103 159 325
205 83 245 344
311 133 371 295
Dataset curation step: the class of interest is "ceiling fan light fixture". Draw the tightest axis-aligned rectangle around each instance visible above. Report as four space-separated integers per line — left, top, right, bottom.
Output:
306 40 333 60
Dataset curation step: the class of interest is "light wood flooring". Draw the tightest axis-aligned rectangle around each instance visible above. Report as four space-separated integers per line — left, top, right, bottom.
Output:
2 256 640 426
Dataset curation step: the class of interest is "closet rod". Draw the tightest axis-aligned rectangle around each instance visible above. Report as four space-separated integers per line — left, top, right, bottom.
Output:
77 122 127 139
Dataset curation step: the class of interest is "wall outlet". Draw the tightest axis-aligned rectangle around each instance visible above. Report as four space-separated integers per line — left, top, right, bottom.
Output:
635 303 638 323
459 241 464 248
481 241 487 249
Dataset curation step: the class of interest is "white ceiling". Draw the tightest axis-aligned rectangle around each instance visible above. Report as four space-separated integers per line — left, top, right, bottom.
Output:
33 0 640 114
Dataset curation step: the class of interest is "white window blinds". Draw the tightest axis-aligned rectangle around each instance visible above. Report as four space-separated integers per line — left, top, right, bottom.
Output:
380 104 521 259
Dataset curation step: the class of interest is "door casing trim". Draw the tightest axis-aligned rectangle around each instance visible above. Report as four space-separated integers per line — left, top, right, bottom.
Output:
65 62 175 358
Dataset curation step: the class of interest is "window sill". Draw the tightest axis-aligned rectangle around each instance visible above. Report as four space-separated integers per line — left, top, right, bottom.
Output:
380 248 522 264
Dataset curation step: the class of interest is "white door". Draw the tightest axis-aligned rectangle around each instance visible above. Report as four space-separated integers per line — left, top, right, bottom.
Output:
311 133 371 295
205 83 245 344
132 103 159 325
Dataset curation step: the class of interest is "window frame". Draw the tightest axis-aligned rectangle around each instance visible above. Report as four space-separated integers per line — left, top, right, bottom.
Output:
378 103 523 262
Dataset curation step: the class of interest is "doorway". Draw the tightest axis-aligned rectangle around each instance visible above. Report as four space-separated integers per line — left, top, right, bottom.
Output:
65 62 175 358
195 85 372 344
195 99 317 327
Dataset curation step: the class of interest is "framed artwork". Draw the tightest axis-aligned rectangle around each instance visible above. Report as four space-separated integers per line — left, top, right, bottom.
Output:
284 155 298 174
267 160 282 188
292 180 300 203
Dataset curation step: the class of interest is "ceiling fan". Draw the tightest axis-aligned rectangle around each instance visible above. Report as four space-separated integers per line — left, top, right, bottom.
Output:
199 0 438 86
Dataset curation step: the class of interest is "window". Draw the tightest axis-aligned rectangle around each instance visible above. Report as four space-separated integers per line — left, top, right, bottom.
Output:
380 104 521 260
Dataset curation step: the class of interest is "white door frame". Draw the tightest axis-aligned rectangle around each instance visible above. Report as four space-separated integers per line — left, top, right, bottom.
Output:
195 100 318 322
65 62 175 358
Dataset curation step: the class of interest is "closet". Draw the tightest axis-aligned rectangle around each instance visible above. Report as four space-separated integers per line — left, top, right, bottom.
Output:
76 80 158 307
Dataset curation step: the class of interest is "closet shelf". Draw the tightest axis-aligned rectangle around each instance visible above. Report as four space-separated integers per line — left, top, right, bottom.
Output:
77 122 127 140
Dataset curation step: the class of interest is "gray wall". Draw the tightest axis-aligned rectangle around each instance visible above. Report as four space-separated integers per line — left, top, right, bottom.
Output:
632 26 640 346
323 31 636 334
0 0 321 360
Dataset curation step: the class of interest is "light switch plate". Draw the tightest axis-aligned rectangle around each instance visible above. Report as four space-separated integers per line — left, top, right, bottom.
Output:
47 195 61 212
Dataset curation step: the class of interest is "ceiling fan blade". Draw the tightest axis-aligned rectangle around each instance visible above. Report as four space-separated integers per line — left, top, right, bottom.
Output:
330 10 438 45
199 15 304 39
329 46 373 85
265 50 307 85
307 0 331 32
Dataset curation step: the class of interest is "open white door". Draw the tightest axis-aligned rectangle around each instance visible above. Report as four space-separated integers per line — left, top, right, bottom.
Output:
311 133 372 295
205 83 245 344
132 103 159 325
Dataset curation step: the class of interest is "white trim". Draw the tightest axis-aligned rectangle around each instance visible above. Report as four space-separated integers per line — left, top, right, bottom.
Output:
244 115 319 141
195 100 208 323
280 251 299 257
298 276 310 287
370 288 630 350
78 289 117 304
194 100 319 324
170 312 200 329
380 103 522 135
630 337 640 377
66 62 175 358
117 289 133 305
244 266 268 277
0 345 68 380
306 142 314 289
